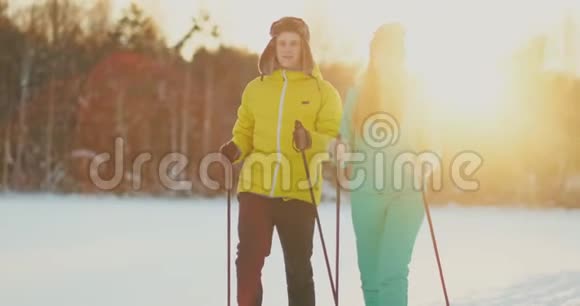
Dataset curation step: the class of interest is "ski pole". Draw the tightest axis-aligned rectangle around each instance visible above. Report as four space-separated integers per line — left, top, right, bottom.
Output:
293 120 338 306
227 185 232 306
334 136 341 306
422 177 450 306
221 156 234 306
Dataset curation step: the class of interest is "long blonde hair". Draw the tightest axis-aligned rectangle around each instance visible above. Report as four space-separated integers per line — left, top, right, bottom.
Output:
351 24 407 138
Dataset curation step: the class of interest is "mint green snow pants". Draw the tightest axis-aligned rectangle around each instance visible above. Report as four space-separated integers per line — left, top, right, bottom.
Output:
350 191 425 306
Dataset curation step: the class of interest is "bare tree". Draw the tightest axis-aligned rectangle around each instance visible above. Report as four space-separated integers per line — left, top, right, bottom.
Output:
173 11 219 193
110 3 164 52
0 0 7 16
86 0 111 37
12 47 33 188
2 124 12 191
190 12 220 155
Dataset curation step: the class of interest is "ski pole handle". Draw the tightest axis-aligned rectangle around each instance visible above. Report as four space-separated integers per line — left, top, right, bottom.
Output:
293 120 312 151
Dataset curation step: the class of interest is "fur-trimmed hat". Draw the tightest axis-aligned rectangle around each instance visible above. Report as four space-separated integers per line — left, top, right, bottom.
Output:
258 17 316 77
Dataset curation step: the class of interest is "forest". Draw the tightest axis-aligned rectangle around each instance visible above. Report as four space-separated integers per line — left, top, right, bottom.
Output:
0 0 578 207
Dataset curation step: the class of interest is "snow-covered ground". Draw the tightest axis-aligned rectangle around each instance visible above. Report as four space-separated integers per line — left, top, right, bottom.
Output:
1 193 579 306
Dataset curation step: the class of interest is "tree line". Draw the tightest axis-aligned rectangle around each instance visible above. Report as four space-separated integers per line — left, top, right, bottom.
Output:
0 0 578 207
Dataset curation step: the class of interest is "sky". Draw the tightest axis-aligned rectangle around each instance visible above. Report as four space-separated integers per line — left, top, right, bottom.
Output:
114 0 580 72
8 0 579 71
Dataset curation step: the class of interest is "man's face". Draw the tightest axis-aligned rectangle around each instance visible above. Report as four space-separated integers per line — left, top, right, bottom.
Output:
276 31 302 70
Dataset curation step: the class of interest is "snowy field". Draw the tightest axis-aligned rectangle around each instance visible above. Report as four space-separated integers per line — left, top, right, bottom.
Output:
1 193 579 306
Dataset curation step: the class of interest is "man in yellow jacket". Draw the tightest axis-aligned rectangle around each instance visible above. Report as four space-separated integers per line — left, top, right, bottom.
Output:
219 16 342 306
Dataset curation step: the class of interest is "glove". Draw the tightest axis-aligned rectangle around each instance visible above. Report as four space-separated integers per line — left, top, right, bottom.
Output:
219 140 241 163
293 120 312 151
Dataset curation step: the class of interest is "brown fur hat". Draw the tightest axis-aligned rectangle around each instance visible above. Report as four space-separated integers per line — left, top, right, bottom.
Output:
258 17 315 77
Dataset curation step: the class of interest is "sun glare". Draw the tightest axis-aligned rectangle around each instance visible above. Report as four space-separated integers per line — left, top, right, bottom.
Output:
124 0 577 132
405 24 510 127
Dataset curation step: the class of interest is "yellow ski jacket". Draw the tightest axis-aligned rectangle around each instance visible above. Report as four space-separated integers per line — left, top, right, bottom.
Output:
230 68 342 205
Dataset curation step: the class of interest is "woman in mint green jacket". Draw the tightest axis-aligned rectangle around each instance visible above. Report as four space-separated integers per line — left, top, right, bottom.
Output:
339 23 435 306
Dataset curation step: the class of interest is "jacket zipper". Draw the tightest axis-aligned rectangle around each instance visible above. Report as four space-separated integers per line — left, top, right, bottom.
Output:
270 70 288 197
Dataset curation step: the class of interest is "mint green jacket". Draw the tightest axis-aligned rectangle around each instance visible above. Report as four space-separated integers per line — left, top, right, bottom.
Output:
339 86 437 196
